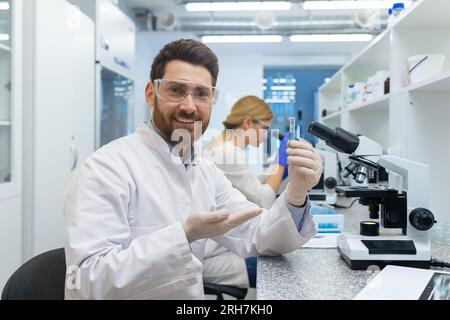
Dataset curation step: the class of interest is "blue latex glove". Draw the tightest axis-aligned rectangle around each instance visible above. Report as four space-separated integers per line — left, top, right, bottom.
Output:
274 132 290 179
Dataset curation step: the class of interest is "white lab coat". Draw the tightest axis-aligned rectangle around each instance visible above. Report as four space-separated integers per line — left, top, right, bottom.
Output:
202 141 280 288
64 122 315 300
206 141 277 210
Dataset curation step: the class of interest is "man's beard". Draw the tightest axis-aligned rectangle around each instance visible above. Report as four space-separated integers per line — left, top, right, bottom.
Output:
152 98 210 146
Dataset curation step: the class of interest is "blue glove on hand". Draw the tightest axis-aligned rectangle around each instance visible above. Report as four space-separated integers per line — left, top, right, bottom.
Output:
274 132 290 179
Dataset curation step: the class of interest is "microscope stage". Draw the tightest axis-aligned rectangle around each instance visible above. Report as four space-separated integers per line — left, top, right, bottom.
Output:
335 186 398 198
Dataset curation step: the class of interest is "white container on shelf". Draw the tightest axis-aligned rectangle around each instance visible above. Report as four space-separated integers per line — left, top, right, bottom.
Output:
372 71 390 98
408 54 445 84
365 76 375 101
352 82 366 107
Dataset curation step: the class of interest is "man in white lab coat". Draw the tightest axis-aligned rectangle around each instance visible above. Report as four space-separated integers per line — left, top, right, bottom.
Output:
64 39 322 300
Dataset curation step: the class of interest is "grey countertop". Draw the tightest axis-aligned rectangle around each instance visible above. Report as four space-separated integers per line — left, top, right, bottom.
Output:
257 198 450 300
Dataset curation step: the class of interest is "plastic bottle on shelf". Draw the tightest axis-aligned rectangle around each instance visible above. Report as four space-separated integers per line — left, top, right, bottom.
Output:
346 84 355 108
392 3 405 20
387 8 394 25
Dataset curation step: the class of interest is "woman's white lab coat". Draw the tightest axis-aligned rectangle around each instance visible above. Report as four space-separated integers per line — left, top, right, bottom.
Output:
206 141 277 209
202 141 283 288
63 122 315 300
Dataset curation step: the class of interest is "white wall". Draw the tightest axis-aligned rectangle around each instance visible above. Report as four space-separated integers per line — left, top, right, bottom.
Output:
204 53 264 143
134 31 198 128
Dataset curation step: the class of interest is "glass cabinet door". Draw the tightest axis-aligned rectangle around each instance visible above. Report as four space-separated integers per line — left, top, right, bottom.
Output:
0 0 11 184
99 67 134 147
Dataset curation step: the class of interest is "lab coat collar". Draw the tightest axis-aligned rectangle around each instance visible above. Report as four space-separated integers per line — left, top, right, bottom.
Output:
137 121 200 168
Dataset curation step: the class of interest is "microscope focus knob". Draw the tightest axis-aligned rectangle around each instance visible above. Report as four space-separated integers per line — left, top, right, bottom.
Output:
325 177 337 189
409 208 436 231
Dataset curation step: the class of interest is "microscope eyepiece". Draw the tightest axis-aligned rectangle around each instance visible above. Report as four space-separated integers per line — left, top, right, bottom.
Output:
308 122 360 154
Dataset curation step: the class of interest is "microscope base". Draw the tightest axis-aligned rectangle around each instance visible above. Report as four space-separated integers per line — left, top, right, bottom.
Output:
337 247 431 270
337 233 432 270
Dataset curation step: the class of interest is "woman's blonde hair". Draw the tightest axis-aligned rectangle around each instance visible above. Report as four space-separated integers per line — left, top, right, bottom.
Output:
208 95 274 149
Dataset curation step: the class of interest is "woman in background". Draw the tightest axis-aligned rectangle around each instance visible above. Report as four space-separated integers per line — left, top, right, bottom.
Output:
206 95 290 208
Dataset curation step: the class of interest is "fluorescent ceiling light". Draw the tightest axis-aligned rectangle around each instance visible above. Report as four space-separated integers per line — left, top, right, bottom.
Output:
271 86 296 91
0 33 10 41
202 35 283 43
290 34 373 42
303 1 411 10
265 98 292 104
186 1 291 12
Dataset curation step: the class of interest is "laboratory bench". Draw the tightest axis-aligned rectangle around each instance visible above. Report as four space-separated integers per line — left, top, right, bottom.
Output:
256 198 450 300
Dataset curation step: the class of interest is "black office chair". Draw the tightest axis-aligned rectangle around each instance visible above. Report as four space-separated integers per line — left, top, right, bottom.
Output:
2 248 247 300
1 248 66 300
203 283 248 300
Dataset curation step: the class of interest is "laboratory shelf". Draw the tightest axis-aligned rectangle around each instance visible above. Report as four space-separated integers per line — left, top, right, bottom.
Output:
322 111 342 122
0 43 11 53
348 94 390 114
320 29 391 93
0 121 11 126
402 70 450 93
319 0 449 96
317 0 450 227
394 0 450 28
343 30 391 79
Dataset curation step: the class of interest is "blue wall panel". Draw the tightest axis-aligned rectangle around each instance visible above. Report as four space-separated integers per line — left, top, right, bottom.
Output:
264 68 337 144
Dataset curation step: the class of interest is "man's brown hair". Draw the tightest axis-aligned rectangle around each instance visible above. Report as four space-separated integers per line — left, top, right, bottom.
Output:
150 39 219 86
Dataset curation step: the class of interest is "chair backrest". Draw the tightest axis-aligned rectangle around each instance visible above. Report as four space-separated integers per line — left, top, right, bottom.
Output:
1 248 66 300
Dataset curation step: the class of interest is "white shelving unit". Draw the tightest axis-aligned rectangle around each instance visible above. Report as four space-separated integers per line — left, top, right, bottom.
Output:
318 0 450 225
0 0 23 293
0 1 17 199
348 94 390 114
400 69 450 93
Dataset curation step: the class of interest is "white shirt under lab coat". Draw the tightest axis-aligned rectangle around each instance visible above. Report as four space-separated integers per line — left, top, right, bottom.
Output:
63 122 316 300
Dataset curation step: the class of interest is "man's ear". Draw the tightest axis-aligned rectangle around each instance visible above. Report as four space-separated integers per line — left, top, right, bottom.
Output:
145 81 155 109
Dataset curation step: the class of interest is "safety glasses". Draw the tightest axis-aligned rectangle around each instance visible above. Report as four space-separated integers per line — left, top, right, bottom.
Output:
154 79 219 109
253 119 271 130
